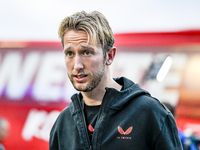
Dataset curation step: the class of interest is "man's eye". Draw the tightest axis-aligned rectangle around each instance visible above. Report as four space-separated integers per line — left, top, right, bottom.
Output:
67 52 73 56
84 51 91 55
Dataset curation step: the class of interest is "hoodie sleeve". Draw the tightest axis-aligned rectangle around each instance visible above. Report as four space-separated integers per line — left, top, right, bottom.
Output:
154 112 183 150
49 120 59 150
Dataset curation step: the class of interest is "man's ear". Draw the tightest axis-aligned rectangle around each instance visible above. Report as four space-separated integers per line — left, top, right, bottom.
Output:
106 47 116 66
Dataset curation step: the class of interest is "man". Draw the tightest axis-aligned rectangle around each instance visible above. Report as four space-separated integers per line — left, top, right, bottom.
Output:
49 11 183 150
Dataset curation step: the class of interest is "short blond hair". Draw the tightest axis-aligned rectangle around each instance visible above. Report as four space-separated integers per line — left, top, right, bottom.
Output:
58 11 114 55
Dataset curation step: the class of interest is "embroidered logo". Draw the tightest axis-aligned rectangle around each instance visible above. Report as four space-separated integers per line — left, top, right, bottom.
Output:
118 126 133 135
88 124 94 132
117 126 133 140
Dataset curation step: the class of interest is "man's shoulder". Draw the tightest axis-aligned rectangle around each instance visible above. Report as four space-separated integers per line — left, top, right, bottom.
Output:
135 94 168 112
136 95 172 124
50 102 74 134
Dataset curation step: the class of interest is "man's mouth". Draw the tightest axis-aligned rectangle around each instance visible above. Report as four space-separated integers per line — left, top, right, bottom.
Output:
73 74 88 83
75 74 87 78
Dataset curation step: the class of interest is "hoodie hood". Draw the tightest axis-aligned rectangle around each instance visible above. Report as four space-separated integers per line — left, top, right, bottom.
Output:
109 77 150 110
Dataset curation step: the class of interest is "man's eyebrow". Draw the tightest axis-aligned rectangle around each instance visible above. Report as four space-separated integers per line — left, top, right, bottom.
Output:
63 45 94 53
63 46 72 52
81 45 94 50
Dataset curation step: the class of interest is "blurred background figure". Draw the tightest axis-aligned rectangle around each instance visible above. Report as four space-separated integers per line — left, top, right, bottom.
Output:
0 118 9 150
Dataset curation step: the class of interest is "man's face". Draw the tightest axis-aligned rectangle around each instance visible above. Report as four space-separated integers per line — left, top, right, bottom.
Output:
63 30 106 92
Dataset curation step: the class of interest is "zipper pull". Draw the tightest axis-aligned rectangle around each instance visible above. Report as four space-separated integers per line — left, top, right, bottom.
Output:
89 146 93 150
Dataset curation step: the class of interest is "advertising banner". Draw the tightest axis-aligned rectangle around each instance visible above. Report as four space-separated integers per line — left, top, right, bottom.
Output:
1 30 200 149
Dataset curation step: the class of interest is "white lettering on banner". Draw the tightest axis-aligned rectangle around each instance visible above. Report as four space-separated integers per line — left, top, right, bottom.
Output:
0 50 187 105
32 52 66 101
0 51 75 102
0 52 40 99
22 109 60 141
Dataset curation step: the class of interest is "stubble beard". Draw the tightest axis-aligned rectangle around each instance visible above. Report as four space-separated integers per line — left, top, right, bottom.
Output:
69 61 106 92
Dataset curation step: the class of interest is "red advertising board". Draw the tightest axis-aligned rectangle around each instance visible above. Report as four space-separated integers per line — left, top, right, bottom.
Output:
0 42 73 150
1 30 200 149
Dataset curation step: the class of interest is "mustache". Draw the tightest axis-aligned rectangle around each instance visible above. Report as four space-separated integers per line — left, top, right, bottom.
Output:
71 70 90 76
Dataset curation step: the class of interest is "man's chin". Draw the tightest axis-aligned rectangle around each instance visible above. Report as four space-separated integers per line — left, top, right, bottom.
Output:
73 84 87 92
73 84 94 92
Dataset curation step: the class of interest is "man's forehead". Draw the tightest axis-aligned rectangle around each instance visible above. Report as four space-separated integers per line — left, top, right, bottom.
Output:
64 30 87 41
64 44 95 51
63 30 99 45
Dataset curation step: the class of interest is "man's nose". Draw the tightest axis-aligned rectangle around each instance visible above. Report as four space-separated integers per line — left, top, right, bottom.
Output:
74 55 84 70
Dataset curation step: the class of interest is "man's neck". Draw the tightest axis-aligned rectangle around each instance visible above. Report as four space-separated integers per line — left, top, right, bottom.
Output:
81 78 121 106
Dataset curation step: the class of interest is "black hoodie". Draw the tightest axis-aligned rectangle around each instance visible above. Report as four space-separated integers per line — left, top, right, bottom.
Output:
49 77 183 150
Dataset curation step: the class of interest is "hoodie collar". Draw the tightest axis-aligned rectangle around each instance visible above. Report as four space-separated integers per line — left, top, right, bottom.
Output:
70 77 150 114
